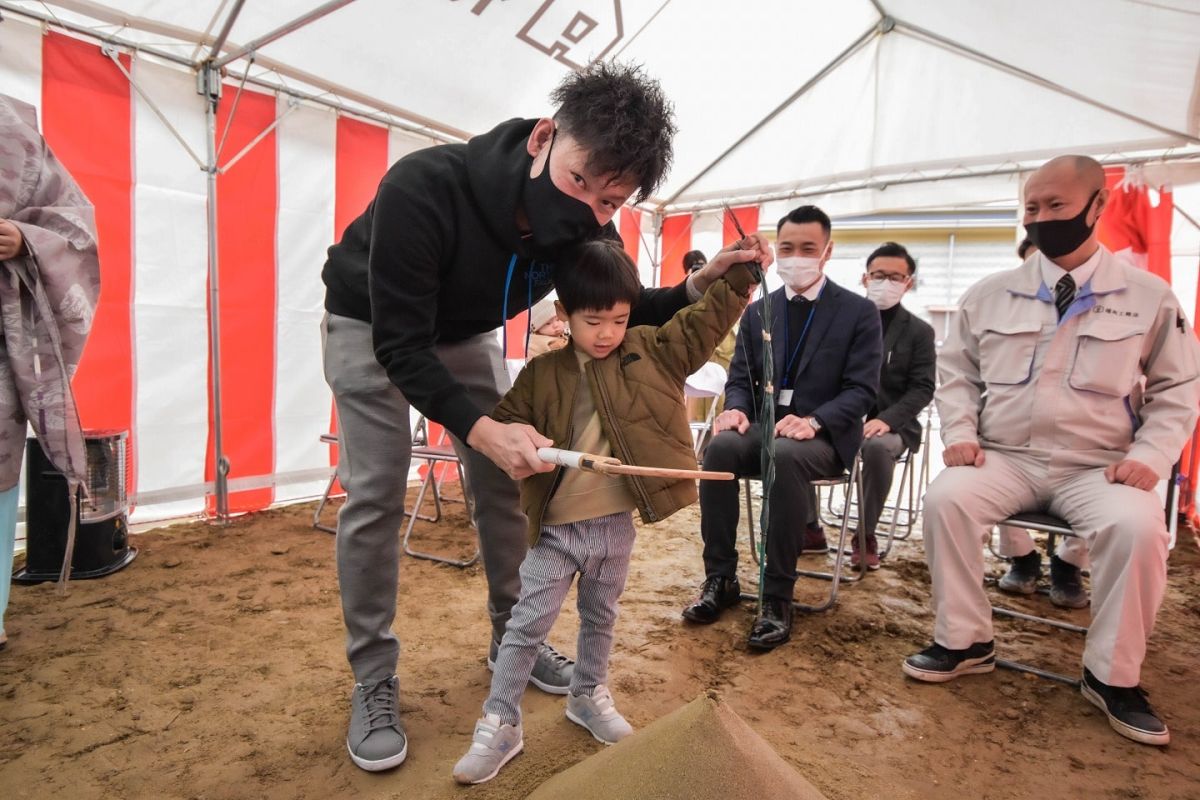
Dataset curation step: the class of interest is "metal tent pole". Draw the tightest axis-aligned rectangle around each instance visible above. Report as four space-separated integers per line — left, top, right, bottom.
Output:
201 62 230 521
894 21 1200 147
658 20 884 209
213 0 358 69
658 148 1200 214
207 0 246 59
652 212 663 287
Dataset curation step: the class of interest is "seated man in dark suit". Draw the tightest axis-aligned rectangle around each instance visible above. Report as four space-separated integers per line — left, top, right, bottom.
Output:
681 205 882 650
852 241 936 569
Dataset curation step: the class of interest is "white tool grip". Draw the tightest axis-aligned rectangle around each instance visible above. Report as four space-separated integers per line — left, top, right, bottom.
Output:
537 447 589 469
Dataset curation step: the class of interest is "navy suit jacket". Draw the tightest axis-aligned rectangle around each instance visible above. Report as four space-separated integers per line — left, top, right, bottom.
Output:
725 279 883 470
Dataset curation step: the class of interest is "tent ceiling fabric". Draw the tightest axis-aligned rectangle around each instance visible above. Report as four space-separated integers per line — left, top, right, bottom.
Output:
12 0 1200 211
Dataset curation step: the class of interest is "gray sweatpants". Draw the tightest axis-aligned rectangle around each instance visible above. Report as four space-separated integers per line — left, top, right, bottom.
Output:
321 313 528 684
484 512 636 725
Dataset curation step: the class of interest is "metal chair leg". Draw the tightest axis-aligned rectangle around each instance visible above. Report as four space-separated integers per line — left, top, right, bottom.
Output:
794 458 868 591
992 602 1087 687
312 470 339 534
878 450 913 558
740 456 867 614
402 463 480 568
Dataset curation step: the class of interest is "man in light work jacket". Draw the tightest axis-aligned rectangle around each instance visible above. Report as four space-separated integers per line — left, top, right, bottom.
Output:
995 237 1091 606
903 155 1200 747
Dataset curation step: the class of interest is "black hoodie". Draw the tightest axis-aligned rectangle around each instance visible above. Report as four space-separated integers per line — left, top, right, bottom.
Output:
322 117 690 442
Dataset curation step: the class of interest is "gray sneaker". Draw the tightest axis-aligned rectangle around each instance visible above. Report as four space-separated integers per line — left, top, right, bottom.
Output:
346 676 408 772
488 639 574 695
565 685 633 745
452 714 524 785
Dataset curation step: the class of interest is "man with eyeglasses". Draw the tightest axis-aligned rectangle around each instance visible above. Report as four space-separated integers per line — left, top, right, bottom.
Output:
853 242 936 569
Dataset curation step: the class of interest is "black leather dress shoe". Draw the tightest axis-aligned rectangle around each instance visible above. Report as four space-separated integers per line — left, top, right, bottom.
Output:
747 596 793 651
682 576 742 624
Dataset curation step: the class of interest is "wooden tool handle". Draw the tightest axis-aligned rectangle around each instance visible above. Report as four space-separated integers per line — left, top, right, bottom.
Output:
537 448 734 481
592 461 736 481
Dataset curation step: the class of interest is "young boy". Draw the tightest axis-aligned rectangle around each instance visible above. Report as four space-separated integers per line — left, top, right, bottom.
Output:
452 238 755 785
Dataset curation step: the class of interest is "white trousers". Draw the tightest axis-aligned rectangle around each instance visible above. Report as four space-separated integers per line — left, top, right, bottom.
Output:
923 448 1169 687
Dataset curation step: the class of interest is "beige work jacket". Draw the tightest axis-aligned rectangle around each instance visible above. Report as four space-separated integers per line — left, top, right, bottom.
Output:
937 247 1200 478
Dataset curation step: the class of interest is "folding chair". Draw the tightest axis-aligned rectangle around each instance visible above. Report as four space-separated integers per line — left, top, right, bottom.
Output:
313 418 447 534
402 418 479 567
989 463 1181 686
685 363 727 460
312 432 341 534
738 452 868 613
687 392 722 460
878 409 934 557
819 408 933 560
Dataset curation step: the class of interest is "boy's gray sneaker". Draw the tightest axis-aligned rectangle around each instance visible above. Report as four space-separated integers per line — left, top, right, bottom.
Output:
488 639 575 695
452 714 524 785
346 675 408 772
565 685 633 745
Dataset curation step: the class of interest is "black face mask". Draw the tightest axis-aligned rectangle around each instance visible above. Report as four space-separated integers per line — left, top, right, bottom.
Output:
521 131 601 258
1024 190 1100 259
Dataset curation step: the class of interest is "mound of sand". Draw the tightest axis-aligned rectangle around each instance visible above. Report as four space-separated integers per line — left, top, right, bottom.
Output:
527 690 829 800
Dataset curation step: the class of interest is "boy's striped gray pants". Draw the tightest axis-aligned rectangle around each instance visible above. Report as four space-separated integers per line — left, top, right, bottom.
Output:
484 511 637 724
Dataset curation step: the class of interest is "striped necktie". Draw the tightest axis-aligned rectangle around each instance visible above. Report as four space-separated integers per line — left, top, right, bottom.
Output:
1055 274 1076 321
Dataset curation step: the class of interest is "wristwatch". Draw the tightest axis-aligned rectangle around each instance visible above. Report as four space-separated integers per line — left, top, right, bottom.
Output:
806 416 823 432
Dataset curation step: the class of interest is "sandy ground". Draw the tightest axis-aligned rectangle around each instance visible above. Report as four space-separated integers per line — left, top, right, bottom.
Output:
2 487 1199 800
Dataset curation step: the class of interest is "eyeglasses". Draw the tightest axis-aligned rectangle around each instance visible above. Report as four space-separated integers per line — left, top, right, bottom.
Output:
866 271 910 284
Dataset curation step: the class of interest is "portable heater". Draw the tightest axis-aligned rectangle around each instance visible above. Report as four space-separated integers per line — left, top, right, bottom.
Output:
13 430 137 583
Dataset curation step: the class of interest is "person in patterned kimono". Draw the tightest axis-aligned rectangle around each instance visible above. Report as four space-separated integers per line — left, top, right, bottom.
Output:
0 93 100 651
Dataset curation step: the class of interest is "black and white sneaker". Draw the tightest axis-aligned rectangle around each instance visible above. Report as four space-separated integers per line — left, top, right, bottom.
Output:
902 641 995 683
998 551 1041 595
1081 668 1170 746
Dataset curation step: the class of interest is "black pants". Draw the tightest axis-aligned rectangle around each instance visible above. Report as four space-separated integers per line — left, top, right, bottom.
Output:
699 424 842 599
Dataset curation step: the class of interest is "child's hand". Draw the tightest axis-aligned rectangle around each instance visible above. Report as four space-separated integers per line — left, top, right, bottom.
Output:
689 235 774 294
467 417 555 480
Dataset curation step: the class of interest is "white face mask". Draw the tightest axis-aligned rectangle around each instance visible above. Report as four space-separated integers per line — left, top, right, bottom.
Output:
775 250 827 293
865 278 908 310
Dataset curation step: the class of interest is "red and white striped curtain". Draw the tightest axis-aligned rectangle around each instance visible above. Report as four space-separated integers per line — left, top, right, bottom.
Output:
1 27 437 521
1097 165 1199 523
2 26 761 522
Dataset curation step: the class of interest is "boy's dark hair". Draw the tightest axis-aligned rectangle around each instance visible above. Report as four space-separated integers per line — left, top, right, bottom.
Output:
555 239 642 314
683 249 707 272
867 241 917 275
776 205 832 238
551 61 676 204
1017 237 1036 259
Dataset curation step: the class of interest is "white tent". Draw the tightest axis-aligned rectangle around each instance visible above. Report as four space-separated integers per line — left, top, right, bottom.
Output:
6 0 1199 211
1 0 1198 519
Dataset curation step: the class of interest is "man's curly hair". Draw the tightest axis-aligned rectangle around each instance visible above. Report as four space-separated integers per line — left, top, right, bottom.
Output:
550 61 676 204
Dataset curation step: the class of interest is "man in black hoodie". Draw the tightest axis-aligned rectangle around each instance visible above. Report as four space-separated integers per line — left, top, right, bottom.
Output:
321 62 770 772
